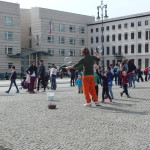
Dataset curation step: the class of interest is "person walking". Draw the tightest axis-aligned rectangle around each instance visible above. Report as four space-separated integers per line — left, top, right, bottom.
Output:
26 61 38 93
66 47 101 107
144 66 148 82
50 64 57 90
5 66 19 93
137 66 144 82
37 60 46 92
70 68 76 86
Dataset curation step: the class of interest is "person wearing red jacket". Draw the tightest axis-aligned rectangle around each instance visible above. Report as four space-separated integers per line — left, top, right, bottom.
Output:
120 71 131 98
144 67 149 82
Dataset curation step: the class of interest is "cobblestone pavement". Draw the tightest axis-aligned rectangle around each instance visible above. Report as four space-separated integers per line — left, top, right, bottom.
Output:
0 79 150 150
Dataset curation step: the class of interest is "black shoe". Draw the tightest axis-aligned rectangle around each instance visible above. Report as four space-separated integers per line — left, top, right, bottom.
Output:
120 92 123 97
78 91 80 93
5 91 9 93
127 95 131 98
16 91 19 93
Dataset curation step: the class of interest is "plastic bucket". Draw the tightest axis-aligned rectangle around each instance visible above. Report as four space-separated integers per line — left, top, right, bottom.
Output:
47 92 55 101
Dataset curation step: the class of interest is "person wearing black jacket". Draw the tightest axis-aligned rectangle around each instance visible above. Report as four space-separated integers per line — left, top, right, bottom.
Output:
37 60 46 92
26 61 38 93
5 66 19 93
99 73 112 103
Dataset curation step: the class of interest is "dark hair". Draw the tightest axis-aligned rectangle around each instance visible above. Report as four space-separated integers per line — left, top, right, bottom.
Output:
106 66 111 71
40 60 43 63
81 47 90 56
11 66 15 69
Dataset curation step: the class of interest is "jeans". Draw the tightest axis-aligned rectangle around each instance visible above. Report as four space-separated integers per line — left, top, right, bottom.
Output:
51 75 56 90
129 74 135 87
37 76 46 91
7 79 19 92
108 85 113 98
102 87 111 100
70 76 75 86
121 83 129 96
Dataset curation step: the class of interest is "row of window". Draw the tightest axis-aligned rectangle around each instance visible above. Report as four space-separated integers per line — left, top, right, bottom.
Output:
91 20 149 33
91 31 150 43
103 43 149 55
48 49 76 56
106 59 149 68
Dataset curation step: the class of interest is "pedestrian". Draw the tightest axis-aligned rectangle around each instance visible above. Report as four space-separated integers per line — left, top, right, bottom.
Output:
70 68 76 86
50 64 57 90
5 66 19 93
26 61 38 93
120 71 131 98
99 73 112 103
37 60 46 92
94 72 100 98
113 63 120 85
66 47 101 107
148 67 150 80
144 66 148 82
75 74 82 93
136 66 144 82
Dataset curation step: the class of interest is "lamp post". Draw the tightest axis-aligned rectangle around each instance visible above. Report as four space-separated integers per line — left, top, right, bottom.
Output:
97 0 108 73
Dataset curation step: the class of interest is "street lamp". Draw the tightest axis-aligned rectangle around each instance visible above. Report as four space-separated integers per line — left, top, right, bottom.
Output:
97 0 108 73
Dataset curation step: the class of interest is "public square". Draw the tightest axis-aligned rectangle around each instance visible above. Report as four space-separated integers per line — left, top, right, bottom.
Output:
0 78 150 150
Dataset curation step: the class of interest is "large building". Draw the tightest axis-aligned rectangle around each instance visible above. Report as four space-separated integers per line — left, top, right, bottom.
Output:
20 7 95 71
88 12 150 69
0 1 21 73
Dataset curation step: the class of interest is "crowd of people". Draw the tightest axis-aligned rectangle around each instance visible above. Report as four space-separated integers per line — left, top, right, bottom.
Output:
3 47 150 108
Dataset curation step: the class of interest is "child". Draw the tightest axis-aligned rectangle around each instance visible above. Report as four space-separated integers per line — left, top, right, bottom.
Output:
75 75 82 93
5 66 19 93
94 73 100 98
120 71 131 98
100 73 112 103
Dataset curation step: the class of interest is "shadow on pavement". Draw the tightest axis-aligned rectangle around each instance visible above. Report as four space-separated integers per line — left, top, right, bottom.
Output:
134 87 150 89
0 146 12 150
131 97 150 101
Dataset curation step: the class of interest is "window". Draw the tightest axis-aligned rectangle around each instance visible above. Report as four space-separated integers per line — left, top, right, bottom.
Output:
69 49 75 56
118 34 121 41
131 32 134 39
96 37 99 43
145 58 149 67
59 24 65 31
79 26 85 33
107 60 110 67
145 43 149 53
36 35 39 45
131 22 134 27
59 36 65 44
91 37 93 43
29 27 32 36
124 33 128 40
59 49 65 56
69 25 75 32
106 35 109 42
107 47 109 55
145 20 149 26
47 35 54 43
131 45 134 53
118 24 121 29
146 31 149 40
29 39 32 48
91 48 93 55
112 46 115 54
48 48 54 56
69 37 76 45
138 31 142 39
96 28 99 32
138 44 142 53
101 27 104 32
138 21 141 26
5 17 12 25
112 60 116 66
5 32 13 40
79 38 85 45
112 35 115 41
138 59 142 67
5 46 13 54
124 23 128 28
8 63 13 69
106 26 109 31
125 45 128 54
91 29 93 33
118 46 121 55
112 25 115 30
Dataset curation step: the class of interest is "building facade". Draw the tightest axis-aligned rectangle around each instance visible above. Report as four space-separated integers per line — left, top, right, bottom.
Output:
20 7 95 71
0 1 21 73
88 12 150 69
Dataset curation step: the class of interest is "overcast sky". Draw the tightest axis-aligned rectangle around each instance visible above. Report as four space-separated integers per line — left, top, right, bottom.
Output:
3 0 150 18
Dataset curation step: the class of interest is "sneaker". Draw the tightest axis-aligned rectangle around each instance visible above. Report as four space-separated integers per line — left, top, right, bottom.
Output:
16 91 19 93
110 98 112 102
101 100 105 103
84 103 92 107
5 91 9 93
95 102 101 106
120 92 123 97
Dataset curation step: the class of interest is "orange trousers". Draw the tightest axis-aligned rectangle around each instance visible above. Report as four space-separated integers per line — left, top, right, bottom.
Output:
82 75 98 103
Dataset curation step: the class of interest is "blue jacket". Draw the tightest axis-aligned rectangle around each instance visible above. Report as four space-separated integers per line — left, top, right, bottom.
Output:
76 78 82 86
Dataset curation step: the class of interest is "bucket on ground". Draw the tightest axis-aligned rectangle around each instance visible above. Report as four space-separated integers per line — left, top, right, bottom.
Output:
47 92 55 101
